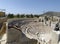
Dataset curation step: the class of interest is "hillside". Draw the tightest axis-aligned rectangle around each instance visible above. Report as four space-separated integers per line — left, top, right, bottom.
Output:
41 11 60 17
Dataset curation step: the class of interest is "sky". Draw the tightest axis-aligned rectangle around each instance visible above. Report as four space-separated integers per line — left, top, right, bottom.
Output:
0 0 60 14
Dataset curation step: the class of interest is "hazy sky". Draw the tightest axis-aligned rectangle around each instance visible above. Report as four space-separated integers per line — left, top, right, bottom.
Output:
0 0 60 14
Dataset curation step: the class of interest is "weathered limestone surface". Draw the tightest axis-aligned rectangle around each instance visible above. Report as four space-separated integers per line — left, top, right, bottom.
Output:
21 22 59 44
7 18 59 44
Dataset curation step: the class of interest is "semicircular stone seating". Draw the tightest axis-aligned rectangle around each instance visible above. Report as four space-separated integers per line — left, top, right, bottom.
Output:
20 22 58 44
8 19 59 44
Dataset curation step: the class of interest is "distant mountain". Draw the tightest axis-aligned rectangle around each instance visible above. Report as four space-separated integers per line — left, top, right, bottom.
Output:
41 11 60 17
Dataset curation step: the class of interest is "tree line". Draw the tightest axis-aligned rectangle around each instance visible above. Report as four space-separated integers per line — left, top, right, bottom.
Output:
7 14 40 18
